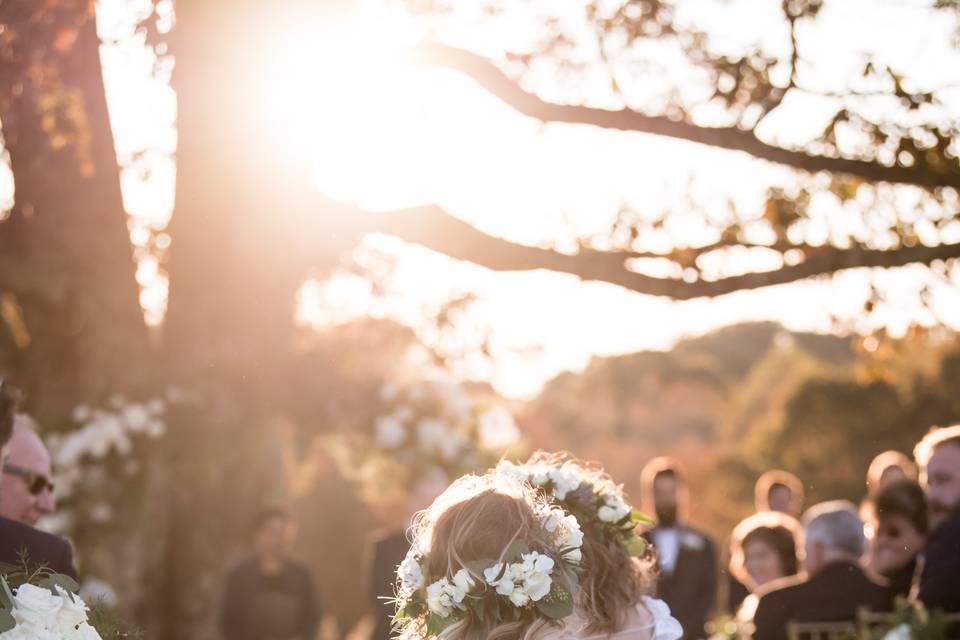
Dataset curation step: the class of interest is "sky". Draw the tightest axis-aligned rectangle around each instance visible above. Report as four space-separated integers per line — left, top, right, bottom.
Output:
4 0 960 397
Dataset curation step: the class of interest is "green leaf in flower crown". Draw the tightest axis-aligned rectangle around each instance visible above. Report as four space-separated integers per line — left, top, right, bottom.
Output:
630 510 655 525
394 600 425 623
553 565 578 598
0 609 13 633
426 613 458 636
626 535 648 557
535 584 574 620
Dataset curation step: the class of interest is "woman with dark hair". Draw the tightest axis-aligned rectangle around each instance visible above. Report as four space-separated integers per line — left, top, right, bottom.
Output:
727 512 802 613
865 479 927 597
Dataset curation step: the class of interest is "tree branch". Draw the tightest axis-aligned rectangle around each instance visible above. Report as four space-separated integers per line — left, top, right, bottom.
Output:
413 43 960 191
332 198 960 300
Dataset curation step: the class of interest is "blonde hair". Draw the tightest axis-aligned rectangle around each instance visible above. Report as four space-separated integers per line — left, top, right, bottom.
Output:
399 474 558 640
524 452 654 635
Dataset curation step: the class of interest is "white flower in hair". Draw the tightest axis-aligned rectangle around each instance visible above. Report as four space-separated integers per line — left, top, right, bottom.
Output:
518 552 554 601
426 571 471 618
597 493 631 523
547 464 583 500
495 460 529 483
398 552 425 591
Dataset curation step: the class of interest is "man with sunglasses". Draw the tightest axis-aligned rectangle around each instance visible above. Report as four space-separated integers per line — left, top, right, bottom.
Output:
0 379 76 578
0 415 56 526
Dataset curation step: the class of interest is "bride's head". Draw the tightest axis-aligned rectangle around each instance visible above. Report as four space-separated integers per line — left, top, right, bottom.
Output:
396 473 581 640
509 452 655 635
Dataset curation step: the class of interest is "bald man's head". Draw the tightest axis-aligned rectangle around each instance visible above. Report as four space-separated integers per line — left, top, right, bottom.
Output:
0 416 55 525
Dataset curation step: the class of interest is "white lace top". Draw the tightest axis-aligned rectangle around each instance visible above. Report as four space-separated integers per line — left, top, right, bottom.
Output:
546 597 684 640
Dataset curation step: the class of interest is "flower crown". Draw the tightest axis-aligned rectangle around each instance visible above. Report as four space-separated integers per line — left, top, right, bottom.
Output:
394 504 584 638
495 458 650 558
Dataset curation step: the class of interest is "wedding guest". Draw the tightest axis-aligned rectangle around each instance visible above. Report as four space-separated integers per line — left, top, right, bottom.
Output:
755 470 804 517
367 472 448 640
866 451 917 498
219 507 320 640
642 457 717 640
865 479 927 598
726 511 801 613
0 416 56 526
727 471 803 613
861 450 918 541
750 501 892 640
0 380 76 578
914 425 960 614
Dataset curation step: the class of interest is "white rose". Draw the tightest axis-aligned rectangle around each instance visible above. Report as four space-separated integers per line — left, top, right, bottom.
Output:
374 415 407 449
0 623 36 640
527 465 550 486
521 552 554 576
12 583 63 628
54 586 89 630
484 563 516 597
564 548 583 563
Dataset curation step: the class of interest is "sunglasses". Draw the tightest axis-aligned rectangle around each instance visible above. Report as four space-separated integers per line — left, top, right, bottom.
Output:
2 464 54 496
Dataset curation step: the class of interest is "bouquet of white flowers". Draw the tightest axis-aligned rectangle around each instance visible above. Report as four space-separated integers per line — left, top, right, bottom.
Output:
0 570 102 640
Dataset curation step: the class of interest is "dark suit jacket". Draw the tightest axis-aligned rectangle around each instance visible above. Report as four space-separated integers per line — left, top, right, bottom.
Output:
218 557 319 640
646 525 718 640
752 561 893 640
919 512 960 614
368 529 410 640
0 516 76 579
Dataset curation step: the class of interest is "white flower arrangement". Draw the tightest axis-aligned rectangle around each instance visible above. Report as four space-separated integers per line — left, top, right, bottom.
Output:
341 377 521 500
0 580 102 640
395 504 584 637
495 456 651 559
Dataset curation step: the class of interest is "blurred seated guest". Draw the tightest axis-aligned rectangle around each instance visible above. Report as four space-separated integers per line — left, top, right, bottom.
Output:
755 470 804 517
726 511 801 613
367 471 448 640
219 507 320 640
727 471 804 613
0 380 75 578
0 415 56 526
750 501 892 640
914 425 960 614
866 451 917 498
642 457 717 640
861 451 918 539
865 479 927 598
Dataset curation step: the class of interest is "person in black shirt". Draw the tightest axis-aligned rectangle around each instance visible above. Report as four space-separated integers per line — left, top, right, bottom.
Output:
914 425 960 615
219 507 320 640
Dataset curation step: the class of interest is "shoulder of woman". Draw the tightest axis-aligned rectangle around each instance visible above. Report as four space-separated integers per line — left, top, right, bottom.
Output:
640 597 683 640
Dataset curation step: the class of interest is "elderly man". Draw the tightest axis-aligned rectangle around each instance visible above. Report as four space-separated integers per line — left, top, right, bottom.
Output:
914 425 960 613
0 415 56 526
751 501 891 640
0 380 75 577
